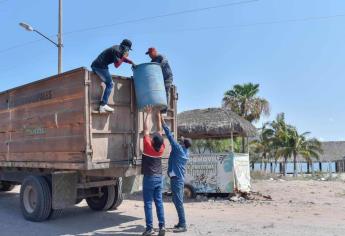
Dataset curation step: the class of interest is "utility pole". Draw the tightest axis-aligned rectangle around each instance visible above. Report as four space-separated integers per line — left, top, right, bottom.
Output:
58 0 63 74
19 0 63 74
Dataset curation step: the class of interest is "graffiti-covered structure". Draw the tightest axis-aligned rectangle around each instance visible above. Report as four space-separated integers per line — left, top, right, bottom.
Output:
175 108 256 196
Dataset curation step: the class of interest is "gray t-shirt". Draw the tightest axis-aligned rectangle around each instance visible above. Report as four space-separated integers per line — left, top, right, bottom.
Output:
151 54 173 82
91 45 124 69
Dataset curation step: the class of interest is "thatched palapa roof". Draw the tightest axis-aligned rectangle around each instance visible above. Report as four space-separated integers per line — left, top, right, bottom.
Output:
177 108 257 139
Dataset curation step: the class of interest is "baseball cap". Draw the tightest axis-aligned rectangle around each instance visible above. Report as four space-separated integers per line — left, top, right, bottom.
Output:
121 39 132 50
145 47 157 55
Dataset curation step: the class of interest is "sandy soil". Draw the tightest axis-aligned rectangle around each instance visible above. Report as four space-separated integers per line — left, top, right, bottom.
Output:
0 180 344 236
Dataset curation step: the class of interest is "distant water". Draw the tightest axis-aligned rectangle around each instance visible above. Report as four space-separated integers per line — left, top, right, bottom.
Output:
253 162 336 173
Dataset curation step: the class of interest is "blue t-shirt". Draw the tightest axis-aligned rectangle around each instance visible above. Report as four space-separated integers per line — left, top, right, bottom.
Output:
162 123 189 180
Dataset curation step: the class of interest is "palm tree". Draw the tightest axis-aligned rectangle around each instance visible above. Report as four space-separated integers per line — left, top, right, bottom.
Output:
277 129 323 177
222 83 270 123
251 113 323 176
250 123 274 171
299 137 323 175
223 83 270 152
268 113 293 175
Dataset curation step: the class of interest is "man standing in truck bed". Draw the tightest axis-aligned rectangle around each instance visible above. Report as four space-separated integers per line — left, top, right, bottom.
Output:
91 39 135 113
145 48 173 112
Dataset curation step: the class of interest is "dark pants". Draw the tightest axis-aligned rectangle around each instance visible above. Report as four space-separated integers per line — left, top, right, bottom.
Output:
92 66 113 106
143 175 165 230
164 79 173 108
170 177 186 227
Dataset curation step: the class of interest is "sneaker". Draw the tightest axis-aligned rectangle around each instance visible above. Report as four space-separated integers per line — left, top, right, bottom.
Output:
142 228 154 236
173 225 187 233
99 106 106 113
174 224 185 229
99 104 114 113
158 227 166 236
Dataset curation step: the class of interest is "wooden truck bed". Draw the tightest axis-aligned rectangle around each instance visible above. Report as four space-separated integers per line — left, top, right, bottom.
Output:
0 67 176 172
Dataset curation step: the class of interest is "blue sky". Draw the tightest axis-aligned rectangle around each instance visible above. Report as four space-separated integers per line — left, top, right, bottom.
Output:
0 0 344 141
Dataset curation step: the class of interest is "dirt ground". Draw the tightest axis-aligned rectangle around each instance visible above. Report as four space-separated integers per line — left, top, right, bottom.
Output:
0 180 344 236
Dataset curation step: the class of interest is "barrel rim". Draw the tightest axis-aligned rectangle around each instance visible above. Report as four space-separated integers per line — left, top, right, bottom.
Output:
135 62 161 67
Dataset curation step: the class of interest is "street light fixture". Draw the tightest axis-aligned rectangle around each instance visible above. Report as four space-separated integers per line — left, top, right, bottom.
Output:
19 22 59 47
19 0 63 74
19 22 34 32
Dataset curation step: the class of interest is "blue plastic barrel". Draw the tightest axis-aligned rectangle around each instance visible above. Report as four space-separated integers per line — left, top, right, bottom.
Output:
133 62 167 110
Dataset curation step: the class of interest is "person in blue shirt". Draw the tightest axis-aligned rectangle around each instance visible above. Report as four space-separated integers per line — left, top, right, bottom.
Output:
161 116 192 233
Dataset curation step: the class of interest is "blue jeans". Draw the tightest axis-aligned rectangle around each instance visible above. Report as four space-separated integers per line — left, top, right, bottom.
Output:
170 177 186 227
91 66 113 106
143 175 165 230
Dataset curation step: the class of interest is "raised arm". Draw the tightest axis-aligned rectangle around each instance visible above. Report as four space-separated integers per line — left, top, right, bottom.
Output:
161 116 185 159
143 106 152 136
156 110 163 135
161 115 178 147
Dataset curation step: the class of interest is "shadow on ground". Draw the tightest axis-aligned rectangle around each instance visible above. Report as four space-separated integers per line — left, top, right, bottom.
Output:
0 189 144 236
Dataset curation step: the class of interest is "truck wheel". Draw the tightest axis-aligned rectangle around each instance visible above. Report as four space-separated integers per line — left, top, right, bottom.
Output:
86 185 115 211
109 178 124 210
20 176 52 222
184 184 196 199
0 181 15 192
48 209 63 220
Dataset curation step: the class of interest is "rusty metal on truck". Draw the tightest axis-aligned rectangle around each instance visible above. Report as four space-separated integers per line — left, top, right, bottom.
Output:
0 67 177 221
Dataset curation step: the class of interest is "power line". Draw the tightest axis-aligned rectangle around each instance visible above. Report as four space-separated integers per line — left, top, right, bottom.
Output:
159 13 345 34
0 38 45 54
0 0 258 54
63 0 259 35
2 8 345 54
3 12 345 73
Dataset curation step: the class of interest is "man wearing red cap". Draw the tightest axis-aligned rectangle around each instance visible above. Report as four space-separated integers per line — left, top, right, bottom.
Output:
145 48 173 112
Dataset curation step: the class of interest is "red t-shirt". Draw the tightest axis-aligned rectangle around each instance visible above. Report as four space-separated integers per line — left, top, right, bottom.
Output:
143 135 165 157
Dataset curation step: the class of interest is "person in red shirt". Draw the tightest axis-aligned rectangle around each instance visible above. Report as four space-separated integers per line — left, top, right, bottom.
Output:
141 106 166 236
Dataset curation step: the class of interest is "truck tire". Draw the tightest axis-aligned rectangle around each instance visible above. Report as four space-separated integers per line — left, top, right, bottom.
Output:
109 178 124 210
20 176 52 222
86 185 115 211
0 181 15 192
48 209 63 220
184 184 196 199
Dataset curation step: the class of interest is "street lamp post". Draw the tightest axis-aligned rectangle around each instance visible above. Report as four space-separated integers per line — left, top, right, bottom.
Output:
58 0 62 74
19 0 63 74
